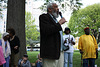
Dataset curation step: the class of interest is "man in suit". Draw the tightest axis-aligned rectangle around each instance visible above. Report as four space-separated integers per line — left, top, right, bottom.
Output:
39 3 66 67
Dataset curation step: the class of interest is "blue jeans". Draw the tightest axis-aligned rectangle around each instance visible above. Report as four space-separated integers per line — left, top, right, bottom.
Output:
36 62 42 67
64 52 73 67
3 56 10 67
83 58 95 67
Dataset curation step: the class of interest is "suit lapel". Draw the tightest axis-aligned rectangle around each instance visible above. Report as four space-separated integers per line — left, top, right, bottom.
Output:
47 13 57 24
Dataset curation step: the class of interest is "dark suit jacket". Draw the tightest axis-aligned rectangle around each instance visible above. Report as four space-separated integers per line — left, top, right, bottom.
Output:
39 13 62 59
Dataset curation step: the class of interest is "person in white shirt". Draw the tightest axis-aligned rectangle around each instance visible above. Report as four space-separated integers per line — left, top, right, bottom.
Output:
63 27 75 67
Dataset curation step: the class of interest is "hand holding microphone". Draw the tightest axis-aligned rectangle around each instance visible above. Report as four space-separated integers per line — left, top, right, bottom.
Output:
59 12 67 25
59 12 63 18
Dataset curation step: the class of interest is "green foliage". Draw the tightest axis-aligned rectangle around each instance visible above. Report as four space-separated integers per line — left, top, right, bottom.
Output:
0 3 2 18
68 3 100 38
25 12 40 45
39 0 83 13
1 0 4 1
0 0 7 18
27 51 39 63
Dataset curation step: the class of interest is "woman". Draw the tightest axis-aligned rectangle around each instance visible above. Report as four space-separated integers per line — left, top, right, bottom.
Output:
63 27 75 67
7 28 20 67
0 32 11 67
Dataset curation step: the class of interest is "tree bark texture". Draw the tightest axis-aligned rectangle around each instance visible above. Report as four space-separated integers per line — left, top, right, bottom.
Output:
7 0 26 58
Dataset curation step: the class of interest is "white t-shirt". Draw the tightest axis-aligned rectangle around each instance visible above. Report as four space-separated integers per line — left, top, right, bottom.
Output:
63 34 75 53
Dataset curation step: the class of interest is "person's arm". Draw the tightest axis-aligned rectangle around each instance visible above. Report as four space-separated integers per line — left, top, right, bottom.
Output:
19 60 31 67
58 17 66 25
64 40 67 44
79 49 83 54
21 62 28 67
71 36 75 45
39 14 62 36
14 36 20 49
93 36 98 50
18 59 27 67
71 41 75 45
63 36 66 44
78 37 83 54
18 59 22 67
28 61 31 67
23 60 31 67
92 36 98 53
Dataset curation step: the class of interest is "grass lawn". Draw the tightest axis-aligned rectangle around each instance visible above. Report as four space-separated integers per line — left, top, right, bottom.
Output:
73 51 100 67
27 51 39 63
27 51 100 67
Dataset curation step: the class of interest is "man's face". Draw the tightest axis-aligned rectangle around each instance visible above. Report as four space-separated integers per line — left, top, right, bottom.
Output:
7 31 13 37
85 29 90 35
51 4 59 18
23 57 28 61
65 30 70 34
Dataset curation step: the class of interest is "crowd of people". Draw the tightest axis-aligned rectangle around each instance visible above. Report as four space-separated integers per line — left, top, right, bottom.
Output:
0 28 31 67
0 28 20 67
39 2 98 67
0 28 42 67
0 2 98 67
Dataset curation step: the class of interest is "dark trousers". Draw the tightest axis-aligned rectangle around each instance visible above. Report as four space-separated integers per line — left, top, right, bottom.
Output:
83 58 95 67
0 65 3 67
36 62 42 67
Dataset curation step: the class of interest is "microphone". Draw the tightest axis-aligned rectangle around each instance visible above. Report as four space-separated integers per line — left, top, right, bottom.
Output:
59 12 63 18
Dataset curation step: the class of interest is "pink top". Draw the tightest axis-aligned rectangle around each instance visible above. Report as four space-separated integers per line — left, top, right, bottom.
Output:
0 46 6 65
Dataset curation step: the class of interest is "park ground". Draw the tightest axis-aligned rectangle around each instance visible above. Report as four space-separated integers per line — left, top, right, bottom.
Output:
27 50 100 67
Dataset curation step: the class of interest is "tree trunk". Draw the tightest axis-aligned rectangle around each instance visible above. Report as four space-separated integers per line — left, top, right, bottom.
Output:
7 0 26 58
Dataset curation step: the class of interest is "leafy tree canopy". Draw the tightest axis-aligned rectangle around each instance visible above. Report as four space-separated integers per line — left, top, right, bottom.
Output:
40 0 83 13
0 0 7 18
68 3 100 38
25 12 40 45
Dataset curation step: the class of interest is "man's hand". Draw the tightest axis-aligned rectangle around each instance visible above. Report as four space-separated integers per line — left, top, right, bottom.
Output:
64 40 67 44
14 46 18 49
96 49 98 53
21 60 24 65
59 17 67 25
71 41 75 45
79 50 83 54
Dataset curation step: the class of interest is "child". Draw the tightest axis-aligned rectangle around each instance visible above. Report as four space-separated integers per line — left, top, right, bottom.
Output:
18 54 31 67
